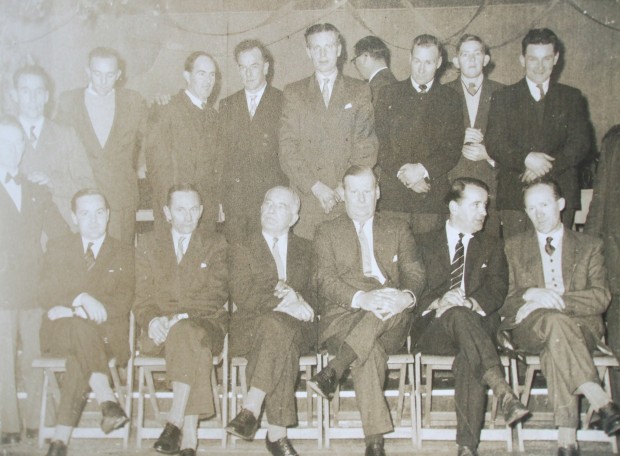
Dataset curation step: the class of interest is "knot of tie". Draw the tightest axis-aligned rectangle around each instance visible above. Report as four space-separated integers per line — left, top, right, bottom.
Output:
419 84 428 93
85 242 96 271
545 236 555 256
466 82 478 96
5 173 21 185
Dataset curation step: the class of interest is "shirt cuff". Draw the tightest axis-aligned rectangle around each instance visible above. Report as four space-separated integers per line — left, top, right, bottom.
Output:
351 291 364 309
403 289 416 308
72 292 85 307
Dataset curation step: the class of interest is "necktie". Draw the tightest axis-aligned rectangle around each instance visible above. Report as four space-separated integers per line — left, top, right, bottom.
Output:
5 173 20 185
85 242 96 271
466 82 478 96
322 78 330 107
29 125 37 143
358 222 373 277
419 84 428 93
249 95 257 118
450 233 465 290
545 236 555 256
536 83 545 101
176 236 186 264
271 237 286 281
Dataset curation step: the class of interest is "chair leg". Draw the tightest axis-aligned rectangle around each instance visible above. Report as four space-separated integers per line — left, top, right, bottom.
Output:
136 366 145 448
396 363 406 426
38 369 50 449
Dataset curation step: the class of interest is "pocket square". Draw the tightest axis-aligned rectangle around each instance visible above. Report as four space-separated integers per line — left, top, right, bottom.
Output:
200 262 208 269
392 255 398 262
481 263 488 268
344 103 353 109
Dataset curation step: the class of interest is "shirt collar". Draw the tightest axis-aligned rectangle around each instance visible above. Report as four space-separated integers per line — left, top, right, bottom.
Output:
460 74 484 90
0 166 19 179
410 77 434 92
525 77 550 98
184 89 206 109
262 230 288 246
171 229 192 252
352 216 374 232
18 116 45 138
446 220 474 243
81 234 106 258
86 84 115 98
536 224 564 246
315 70 338 88
245 82 267 99
368 66 388 83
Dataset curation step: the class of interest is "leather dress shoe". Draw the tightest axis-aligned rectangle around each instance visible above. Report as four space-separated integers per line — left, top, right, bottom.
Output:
225 408 259 440
266 436 299 456
26 428 38 439
500 392 530 426
153 422 181 454
179 449 196 456
1 432 21 444
307 366 338 400
46 440 67 456
598 402 620 435
457 445 479 456
100 400 129 434
557 444 580 456
365 441 386 456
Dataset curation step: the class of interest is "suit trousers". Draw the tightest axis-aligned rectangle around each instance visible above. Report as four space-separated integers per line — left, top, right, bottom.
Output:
324 310 411 436
0 308 43 432
512 309 600 428
607 294 620 402
141 319 223 418
241 313 310 427
40 317 111 427
414 307 503 448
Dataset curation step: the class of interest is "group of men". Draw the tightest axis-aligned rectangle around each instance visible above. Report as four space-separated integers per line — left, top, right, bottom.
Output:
0 19 616 456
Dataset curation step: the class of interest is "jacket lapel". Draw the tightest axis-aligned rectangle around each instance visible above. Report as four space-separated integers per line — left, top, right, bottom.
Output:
561 229 579 291
475 78 493 132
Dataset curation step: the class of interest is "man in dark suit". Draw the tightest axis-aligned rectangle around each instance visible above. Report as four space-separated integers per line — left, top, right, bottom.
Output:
486 28 591 239
218 40 288 243
225 186 315 456
134 183 228 456
39 189 134 456
146 52 221 235
309 165 425 456
375 34 463 235
56 47 146 244
351 36 397 106
13 64 95 228
501 177 619 456
279 23 378 240
0 115 68 445
446 35 504 237
411 177 528 456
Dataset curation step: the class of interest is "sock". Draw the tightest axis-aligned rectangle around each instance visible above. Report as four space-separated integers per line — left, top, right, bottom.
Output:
558 427 577 447
243 386 266 418
482 366 512 397
329 343 357 379
180 415 198 450
364 433 384 446
267 424 287 442
53 425 73 444
89 372 116 405
168 381 191 428
577 381 611 411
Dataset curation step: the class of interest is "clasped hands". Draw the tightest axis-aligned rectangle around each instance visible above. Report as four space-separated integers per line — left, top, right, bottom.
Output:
427 288 474 319
357 288 413 321
273 281 314 322
47 293 107 324
462 128 491 162
515 288 565 324
397 163 429 193
312 181 344 214
522 152 555 183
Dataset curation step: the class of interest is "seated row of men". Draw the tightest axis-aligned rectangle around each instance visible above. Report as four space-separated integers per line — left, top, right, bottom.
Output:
2 110 615 456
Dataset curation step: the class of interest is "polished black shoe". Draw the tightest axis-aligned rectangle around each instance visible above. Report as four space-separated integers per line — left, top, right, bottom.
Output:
307 366 338 400
0 432 21 445
100 400 129 434
25 428 38 439
225 408 259 440
153 422 181 454
500 392 531 426
179 449 196 456
365 441 386 456
457 445 479 456
557 444 580 456
46 440 67 456
266 436 299 456
598 402 620 435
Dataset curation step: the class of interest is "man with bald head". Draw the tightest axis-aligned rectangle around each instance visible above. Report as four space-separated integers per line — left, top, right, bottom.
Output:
225 186 315 456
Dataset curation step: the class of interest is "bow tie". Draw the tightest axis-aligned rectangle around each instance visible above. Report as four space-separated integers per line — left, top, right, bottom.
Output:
5 173 21 185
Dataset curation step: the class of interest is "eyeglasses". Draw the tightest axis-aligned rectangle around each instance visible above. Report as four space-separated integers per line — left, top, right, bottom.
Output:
350 53 366 64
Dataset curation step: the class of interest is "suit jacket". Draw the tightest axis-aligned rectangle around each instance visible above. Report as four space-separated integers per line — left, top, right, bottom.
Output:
38 234 135 364
134 229 229 335
485 79 591 210
228 232 314 355
218 86 288 237
501 229 611 337
146 90 220 226
20 118 95 227
279 73 378 238
0 180 68 309
314 213 426 342
446 77 504 190
374 79 464 213
56 87 146 211
369 68 397 106
410 227 508 346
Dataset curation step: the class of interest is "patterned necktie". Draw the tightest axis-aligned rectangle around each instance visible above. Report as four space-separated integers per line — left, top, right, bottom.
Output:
467 82 478 96
322 78 330 107
419 84 428 93
249 95 257 118
176 236 186 264
450 233 465 290
358 222 373 277
85 242 96 271
536 83 545 101
545 236 555 256
271 237 286 281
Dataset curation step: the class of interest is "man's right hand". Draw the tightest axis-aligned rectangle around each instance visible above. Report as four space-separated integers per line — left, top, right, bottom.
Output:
435 288 467 318
524 152 554 177
77 293 107 324
463 127 484 145
148 316 170 346
357 289 403 321
311 181 340 214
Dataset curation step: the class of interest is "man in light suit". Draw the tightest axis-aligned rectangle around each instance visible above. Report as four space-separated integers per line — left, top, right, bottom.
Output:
446 35 504 237
225 186 315 456
351 36 397 106
13 65 95 229
501 177 620 456
411 177 528 456
56 47 147 244
374 34 463 234
0 115 68 445
486 29 591 238
218 40 288 243
39 189 134 456
279 23 378 240
309 165 425 456
134 183 228 456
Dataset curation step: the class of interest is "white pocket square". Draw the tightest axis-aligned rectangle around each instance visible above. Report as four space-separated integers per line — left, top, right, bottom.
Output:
481 263 488 268
200 262 208 269
392 255 398 262
344 103 352 109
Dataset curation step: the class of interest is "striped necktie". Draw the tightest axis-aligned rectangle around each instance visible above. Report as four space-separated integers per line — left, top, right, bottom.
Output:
85 242 96 271
450 233 465 290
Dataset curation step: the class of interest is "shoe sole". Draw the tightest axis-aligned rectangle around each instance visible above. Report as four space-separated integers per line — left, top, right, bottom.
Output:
153 444 181 455
307 379 333 401
505 407 531 426
224 425 257 441
101 415 129 434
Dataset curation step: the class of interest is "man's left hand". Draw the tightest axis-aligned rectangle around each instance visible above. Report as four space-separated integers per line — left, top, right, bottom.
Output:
274 288 314 322
372 288 413 321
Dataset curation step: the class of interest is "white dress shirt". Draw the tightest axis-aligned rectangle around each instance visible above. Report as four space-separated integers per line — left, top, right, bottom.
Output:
245 83 267 115
81 234 106 259
185 89 206 110
525 77 550 102
262 231 288 278
171 229 192 259
19 116 45 149
536 225 565 294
